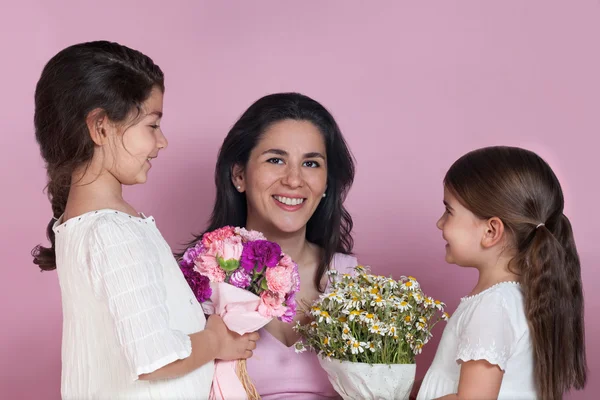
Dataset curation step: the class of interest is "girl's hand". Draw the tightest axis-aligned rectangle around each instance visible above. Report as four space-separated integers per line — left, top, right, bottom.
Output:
205 314 260 360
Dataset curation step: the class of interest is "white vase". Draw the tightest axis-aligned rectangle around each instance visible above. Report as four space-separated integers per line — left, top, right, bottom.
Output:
318 358 416 400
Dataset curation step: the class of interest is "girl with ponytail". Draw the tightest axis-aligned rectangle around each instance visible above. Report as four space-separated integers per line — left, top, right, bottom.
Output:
31 41 257 399
417 146 586 399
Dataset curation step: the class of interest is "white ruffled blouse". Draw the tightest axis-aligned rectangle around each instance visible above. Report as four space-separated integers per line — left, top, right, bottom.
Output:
417 282 537 399
53 209 213 399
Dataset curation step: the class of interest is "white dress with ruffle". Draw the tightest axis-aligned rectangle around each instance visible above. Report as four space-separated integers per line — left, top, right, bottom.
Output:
417 282 536 399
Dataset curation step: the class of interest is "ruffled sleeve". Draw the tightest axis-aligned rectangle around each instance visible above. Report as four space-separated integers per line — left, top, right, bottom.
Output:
456 292 516 371
87 216 192 380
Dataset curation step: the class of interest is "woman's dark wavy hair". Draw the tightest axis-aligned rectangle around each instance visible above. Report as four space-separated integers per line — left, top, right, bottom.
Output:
182 92 355 291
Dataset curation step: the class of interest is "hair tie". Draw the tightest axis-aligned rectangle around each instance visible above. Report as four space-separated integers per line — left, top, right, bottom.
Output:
536 223 545 229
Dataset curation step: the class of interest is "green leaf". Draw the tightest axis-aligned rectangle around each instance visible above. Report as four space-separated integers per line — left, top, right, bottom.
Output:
260 278 269 291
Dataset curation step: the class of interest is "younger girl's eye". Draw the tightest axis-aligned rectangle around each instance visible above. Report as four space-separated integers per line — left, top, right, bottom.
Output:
149 124 160 130
303 161 320 168
267 158 284 165
445 207 451 215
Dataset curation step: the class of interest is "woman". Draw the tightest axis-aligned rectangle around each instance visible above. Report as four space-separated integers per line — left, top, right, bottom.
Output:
184 92 357 399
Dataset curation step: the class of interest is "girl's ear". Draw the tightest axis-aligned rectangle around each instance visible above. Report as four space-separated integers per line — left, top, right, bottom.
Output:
86 108 113 146
481 217 505 248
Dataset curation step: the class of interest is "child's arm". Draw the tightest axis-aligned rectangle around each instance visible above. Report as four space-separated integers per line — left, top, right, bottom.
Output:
88 217 255 381
435 360 503 400
139 315 259 380
436 291 514 400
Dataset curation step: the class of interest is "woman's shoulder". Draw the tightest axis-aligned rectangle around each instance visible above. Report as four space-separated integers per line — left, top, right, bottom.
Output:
331 252 359 274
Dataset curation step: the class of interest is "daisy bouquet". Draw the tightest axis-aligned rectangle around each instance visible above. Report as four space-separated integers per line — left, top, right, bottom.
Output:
295 266 447 400
179 226 300 400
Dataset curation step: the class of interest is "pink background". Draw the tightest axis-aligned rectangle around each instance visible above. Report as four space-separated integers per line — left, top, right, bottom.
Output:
1 1 598 398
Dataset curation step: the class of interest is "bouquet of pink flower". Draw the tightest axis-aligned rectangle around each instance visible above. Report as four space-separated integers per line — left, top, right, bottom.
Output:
179 226 300 400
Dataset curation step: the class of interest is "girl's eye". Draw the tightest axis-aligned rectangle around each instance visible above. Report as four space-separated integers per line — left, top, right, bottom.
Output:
267 158 284 165
149 125 160 130
303 161 320 168
445 208 451 215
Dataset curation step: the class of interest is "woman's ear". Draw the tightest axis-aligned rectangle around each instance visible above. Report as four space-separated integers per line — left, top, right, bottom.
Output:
231 164 245 192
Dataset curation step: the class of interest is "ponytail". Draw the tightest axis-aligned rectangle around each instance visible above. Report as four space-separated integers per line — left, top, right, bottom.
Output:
518 214 586 399
32 167 71 271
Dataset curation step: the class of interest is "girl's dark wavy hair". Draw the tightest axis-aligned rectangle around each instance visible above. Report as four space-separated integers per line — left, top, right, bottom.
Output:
32 41 164 271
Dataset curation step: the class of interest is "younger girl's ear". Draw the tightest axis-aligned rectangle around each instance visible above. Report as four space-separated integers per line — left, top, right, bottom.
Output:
231 164 245 192
481 217 505 249
86 108 111 146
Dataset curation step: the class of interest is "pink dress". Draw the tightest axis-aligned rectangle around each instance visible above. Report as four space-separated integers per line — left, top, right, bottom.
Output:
246 253 358 400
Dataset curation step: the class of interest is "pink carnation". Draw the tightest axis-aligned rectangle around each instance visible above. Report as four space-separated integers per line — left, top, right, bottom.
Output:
234 227 267 242
278 255 300 292
205 235 243 260
222 236 243 261
266 265 294 295
194 254 225 282
258 291 286 318
202 226 235 247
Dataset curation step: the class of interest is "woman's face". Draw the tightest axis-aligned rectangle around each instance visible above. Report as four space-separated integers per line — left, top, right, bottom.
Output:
235 119 328 237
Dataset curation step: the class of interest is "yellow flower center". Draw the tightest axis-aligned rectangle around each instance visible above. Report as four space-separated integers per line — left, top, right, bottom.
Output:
366 313 374 319
405 281 413 287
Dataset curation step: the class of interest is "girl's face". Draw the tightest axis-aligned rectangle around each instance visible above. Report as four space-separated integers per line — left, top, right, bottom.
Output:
436 187 488 267
235 119 328 236
103 87 167 185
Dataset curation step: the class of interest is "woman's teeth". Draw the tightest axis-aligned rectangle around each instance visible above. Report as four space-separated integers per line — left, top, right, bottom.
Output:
274 196 305 206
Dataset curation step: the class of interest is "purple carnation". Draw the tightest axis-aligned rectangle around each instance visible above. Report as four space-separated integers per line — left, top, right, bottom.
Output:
180 243 204 268
180 265 212 303
240 240 282 273
229 268 252 289
280 292 297 323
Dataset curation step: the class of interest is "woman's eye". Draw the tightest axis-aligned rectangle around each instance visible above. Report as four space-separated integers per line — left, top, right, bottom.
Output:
267 158 284 165
303 161 320 168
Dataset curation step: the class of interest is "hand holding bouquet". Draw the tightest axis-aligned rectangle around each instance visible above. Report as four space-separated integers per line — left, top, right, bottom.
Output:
180 226 300 400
